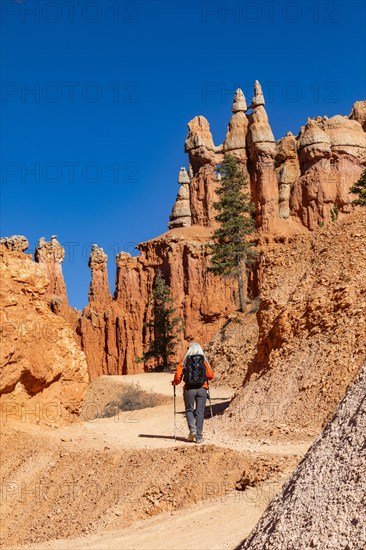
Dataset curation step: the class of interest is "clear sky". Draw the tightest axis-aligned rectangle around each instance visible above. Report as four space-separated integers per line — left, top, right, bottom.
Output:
1 0 365 309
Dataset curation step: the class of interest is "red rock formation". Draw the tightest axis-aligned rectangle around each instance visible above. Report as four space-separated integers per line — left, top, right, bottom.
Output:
168 168 192 229
240 363 366 549
35 235 69 315
291 116 365 229
224 210 366 439
275 132 300 220
350 99 366 131
180 84 365 232
184 116 219 226
79 227 238 379
0 242 89 423
77 245 117 380
223 88 249 169
247 82 278 231
33 236 82 338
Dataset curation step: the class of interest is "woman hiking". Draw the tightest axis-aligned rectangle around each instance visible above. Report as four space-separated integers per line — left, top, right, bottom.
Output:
172 342 214 443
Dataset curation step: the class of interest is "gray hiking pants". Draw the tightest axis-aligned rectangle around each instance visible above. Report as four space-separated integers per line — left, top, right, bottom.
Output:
184 387 208 436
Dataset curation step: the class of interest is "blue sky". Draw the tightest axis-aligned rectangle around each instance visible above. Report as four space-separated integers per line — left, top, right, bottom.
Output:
1 0 365 309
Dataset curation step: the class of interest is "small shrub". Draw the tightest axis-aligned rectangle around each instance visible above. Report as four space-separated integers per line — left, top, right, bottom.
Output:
101 383 168 418
330 204 339 222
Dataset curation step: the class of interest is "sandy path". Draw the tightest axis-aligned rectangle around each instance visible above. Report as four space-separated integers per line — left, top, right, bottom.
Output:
26 481 285 550
38 373 310 456
4 374 312 550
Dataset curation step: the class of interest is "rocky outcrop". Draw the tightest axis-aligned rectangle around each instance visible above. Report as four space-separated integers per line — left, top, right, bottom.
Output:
275 132 300 219
247 82 278 231
87 244 111 306
0 245 89 422
240 363 366 549
78 245 115 380
34 235 69 315
168 168 192 229
291 116 366 229
0 235 29 252
223 89 248 168
224 209 366 440
350 99 366 131
78 227 238 379
169 84 366 232
77 85 365 379
184 116 219 226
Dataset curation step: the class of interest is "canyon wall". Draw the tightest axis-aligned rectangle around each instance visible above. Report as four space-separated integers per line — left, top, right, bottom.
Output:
224 209 366 439
79 228 238 380
0 239 89 423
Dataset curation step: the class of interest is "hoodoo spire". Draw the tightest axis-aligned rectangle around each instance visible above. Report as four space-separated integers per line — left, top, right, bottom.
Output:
251 80 265 108
232 88 247 113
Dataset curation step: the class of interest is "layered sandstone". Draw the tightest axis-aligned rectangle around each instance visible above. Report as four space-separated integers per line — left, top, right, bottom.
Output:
11 86 363 384
275 132 300 220
171 85 366 232
78 226 238 380
223 88 248 168
247 82 278 231
350 99 366 131
34 235 69 315
291 115 365 229
168 167 192 229
77 244 117 380
184 116 219 226
0 243 89 423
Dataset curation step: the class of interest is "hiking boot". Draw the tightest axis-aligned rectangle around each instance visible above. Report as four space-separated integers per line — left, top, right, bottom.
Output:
187 431 197 442
196 435 204 443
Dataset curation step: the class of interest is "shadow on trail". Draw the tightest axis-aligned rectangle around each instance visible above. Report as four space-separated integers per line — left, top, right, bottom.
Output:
205 399 231 417
138 434 188 442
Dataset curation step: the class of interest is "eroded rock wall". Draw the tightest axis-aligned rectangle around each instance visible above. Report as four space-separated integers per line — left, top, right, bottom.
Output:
224 209 366 439
175 85 365 233
0 244 89 423
78 227 238 379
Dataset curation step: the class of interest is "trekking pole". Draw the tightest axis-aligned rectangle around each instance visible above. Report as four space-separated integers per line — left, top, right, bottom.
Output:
173 385 177 441
207 381 215 435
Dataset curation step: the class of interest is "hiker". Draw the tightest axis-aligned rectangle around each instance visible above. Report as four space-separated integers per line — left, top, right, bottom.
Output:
172 342 214 443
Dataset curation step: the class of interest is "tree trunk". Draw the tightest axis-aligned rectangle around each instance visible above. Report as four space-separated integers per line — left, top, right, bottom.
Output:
237 263 246 313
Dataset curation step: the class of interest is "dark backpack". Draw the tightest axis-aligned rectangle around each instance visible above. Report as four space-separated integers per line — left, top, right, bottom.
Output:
183 354 207 387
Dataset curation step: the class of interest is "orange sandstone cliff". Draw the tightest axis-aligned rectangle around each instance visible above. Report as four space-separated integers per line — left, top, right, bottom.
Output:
0 238 89 423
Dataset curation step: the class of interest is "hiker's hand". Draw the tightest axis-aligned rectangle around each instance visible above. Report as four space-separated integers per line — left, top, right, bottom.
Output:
171 381 176 386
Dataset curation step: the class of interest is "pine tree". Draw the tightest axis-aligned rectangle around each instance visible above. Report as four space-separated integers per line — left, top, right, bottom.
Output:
138 270 183 371
350 168 366 206
209 155 256 312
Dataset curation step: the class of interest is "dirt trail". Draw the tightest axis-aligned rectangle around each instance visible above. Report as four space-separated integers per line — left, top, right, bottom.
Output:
1 374 312 550
55 374 310 455
24 485 285 550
